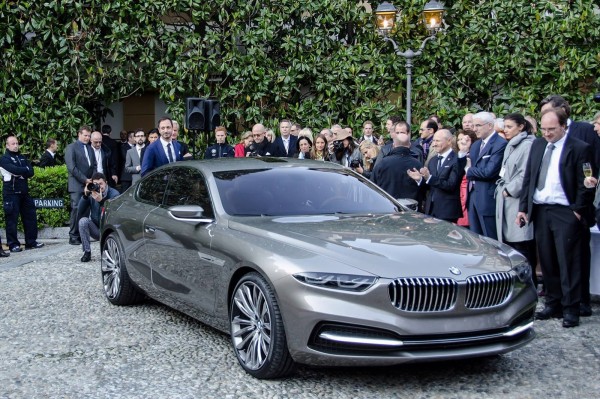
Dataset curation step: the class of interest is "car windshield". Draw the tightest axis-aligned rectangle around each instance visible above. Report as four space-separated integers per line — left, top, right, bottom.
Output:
214 167 400 216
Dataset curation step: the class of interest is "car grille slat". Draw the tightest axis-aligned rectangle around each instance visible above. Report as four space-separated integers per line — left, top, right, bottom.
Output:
389 272 514 312
389 278 457 312
465 272 513 309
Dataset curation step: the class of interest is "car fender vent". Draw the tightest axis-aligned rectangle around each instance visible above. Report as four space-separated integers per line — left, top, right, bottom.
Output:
388 278 458 312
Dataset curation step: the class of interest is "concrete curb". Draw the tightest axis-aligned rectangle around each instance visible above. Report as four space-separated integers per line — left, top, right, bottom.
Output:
0 227 70 240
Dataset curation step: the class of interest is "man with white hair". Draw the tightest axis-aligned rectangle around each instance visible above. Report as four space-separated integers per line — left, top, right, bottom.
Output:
464 111 507 239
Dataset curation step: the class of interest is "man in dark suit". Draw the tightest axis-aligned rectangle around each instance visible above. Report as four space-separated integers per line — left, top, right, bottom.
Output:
39 138 58 168
372 124 422 201
65 126 97 245
101 125 121 176
517 108 594 328
141 117 183 176
407 129 466 222
119 131 135 191
91 131 118 188
465 111 507 239
273 119 298 158
540 95 599 316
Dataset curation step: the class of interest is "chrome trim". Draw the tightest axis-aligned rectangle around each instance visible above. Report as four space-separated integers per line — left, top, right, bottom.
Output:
465 272 513 309
389 277 457 312
319 332 404 347
502 321 534 337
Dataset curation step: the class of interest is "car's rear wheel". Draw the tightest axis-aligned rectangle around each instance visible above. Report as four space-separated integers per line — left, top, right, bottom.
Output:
101 233 143 305
230 272 295 378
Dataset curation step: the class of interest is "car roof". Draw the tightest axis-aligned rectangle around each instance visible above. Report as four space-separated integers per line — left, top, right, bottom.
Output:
169 157 346 173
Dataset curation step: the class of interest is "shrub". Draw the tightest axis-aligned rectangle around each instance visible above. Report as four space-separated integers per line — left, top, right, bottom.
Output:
0 165 70 230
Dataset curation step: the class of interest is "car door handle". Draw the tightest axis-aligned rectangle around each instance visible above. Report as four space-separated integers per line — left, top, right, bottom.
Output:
145 227 156 234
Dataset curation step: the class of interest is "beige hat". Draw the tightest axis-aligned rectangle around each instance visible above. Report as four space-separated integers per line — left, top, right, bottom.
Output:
333 130 353 142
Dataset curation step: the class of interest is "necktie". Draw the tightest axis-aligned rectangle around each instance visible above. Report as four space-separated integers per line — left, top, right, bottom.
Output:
536 143 555 190
83 144 91 166
436 155 443 175
167 143 174 163
479 140 486 155
284 139 289 154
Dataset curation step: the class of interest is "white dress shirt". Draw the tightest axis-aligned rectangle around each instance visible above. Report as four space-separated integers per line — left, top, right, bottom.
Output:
533 135 569 206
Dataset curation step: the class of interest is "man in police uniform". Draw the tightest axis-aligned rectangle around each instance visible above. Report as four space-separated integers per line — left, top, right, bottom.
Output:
204 126 234 159
0 135 44 252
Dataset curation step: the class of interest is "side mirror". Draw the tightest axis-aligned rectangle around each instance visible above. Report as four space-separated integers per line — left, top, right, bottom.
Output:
396 198 419 211
168 205 213 223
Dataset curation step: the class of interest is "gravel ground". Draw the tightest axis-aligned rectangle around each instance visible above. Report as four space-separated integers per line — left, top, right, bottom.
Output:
0 240 599 399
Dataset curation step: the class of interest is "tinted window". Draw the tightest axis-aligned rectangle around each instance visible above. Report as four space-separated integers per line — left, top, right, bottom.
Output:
164 168 214 219
137 170 170 205
214 167 399 216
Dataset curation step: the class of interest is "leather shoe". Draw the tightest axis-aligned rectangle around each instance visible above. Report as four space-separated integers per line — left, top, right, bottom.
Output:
535 307 563 320
10 246 22 253
562 313 580 328
69 238 82 245
580 303 593 317
25 242 45 250
0 249 10 257
80 251 91 262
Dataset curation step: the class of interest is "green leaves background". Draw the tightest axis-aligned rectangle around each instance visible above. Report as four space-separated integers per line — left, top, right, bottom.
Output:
1 0 598 158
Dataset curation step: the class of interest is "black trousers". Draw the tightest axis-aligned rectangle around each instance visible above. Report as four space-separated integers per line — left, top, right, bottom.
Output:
3 193 38 248
505 239 538 287
533 204 584 315
69 191 83 240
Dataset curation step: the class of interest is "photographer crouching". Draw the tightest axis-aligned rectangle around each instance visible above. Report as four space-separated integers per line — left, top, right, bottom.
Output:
77 172 119 262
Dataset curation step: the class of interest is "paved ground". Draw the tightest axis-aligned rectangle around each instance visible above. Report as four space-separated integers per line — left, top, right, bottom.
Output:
1 240 599 399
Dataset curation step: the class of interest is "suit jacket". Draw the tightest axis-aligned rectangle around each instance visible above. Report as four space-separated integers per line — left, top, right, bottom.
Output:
125 146 146 184
65 140 96 193
569 120 600 176
273 136 298 158
371 146 422 200
120 142 135 182
423 151 466 220
93 145 116 185
39 150 56 168
519 135 594 225
141 140 183 176
466 133 507 216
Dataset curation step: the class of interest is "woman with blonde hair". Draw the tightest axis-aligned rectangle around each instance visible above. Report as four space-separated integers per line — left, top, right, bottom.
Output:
265 129 275 143
234 131 253 157
354 141 380 178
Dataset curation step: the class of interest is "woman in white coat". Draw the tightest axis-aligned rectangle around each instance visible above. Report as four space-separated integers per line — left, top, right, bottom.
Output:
495 113 537 286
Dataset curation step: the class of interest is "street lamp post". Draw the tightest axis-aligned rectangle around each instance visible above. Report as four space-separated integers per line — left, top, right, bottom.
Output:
375 1 447 127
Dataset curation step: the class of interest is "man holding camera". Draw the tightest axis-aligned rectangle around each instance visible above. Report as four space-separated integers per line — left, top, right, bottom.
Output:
77 172 119 262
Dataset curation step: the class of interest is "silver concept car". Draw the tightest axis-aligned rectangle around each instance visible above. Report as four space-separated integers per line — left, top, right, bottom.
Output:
100 158 537 378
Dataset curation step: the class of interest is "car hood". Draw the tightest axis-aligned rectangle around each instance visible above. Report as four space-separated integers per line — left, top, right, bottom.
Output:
227 213 523 279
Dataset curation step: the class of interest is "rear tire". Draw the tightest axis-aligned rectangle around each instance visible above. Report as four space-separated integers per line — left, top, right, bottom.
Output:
101 233 144 305
230 272 295 378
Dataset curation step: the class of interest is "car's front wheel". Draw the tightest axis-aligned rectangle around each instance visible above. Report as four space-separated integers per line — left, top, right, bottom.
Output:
101 233 143 306
230 272 295 378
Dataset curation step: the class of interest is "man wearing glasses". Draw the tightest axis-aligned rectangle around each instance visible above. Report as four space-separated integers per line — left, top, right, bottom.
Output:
125 129 147 185
249 123 275 157
464 111 507 240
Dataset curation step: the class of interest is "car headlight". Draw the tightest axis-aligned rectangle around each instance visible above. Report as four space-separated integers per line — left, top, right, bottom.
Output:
293 272 378 292
511 262 533 284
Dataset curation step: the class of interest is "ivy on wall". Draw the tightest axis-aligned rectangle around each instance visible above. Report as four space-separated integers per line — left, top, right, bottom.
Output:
1 0 598 158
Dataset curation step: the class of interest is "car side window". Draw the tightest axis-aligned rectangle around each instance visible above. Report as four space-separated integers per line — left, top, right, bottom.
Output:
164 168 215 219
137 170 170 205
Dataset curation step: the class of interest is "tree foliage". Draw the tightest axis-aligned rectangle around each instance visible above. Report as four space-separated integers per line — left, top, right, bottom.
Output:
0 0 598 157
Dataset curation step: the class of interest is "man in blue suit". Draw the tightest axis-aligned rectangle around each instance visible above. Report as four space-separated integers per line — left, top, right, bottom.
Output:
408 129 466 222
141 117 183 176
273 119 298 158
465 111 507 239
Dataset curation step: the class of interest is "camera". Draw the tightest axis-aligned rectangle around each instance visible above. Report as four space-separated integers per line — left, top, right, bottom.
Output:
332 140 345 152
87 182 100 192
350 159 363 168
594 93 600 103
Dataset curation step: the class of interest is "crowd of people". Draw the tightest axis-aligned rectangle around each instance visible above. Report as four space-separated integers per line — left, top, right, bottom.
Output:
3 95 600 329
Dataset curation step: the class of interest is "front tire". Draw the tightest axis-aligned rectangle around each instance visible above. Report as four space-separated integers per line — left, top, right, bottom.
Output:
101 233 143 305
230 272 295 378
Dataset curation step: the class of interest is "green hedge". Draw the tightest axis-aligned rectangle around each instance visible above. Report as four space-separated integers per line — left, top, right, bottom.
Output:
0 165 70 230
